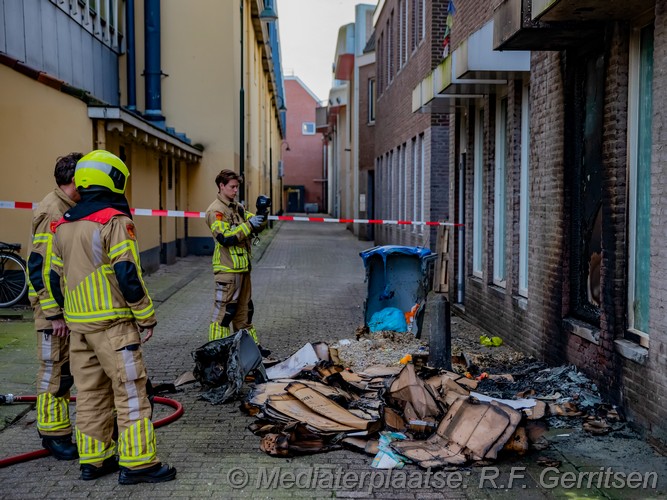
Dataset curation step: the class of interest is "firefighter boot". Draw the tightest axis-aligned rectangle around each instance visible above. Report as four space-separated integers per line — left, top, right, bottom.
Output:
118 463 177 485
41 434 78 461
80 456 120 480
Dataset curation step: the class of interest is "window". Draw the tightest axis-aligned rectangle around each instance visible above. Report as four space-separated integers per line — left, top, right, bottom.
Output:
418 134 425 231
570 44 604 325
397 146 403 221
368 78 376 123
493 97 507 287
399 2 404 67
302 122 316 135
412 137 419 231
387 18 392 83
473 107 484 277
401 144 407 221
412 0 418 51
421 0 426 42
628 21 654 337
519 85 530 297
403 0 409 63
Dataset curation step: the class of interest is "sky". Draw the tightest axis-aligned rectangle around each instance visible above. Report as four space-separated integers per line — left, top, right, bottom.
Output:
277 0 378 104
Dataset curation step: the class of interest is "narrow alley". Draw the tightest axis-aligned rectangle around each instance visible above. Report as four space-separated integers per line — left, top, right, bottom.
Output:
1 221 665 498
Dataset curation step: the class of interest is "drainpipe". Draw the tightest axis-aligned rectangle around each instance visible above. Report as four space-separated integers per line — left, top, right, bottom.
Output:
125 0 136 111
239 0 245 204
457 153 465 304
144 0 164 126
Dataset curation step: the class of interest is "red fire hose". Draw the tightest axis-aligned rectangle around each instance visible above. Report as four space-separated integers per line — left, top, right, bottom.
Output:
0 395 183 468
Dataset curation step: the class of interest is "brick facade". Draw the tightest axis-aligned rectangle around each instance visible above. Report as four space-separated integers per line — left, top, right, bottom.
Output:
282 77 325 212
358 61 376 241
374 0 450 250
448 0 667 446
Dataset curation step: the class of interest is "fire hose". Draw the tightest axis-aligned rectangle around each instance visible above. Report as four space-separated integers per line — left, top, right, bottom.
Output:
0 394 183 469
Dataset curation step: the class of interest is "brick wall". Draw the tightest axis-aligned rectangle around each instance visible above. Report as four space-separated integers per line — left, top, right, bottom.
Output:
358 62 376 240
282 78 325 210
374 0 450 250
448 0 667 446
450 0 503 49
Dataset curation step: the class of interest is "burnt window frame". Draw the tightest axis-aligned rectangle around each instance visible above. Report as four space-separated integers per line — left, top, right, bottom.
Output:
565 38 607 327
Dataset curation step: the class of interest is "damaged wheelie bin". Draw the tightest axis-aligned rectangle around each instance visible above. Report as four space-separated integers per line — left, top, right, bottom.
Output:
360 245 434 337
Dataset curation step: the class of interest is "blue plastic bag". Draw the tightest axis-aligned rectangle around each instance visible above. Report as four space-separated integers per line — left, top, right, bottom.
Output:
368 307 407 333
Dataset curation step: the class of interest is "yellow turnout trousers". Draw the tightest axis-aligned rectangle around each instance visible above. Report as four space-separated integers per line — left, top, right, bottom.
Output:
70 322 158 469
208 272 258 342
36 331 72 436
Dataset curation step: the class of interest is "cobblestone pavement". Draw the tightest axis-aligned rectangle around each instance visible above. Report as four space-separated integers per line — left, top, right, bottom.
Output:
0 221 665 499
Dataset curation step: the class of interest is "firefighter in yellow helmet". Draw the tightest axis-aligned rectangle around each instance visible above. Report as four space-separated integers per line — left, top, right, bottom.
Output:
27 152 82 461
50 150 176 484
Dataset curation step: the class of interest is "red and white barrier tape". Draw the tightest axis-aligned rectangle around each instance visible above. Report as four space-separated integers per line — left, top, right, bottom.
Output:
1 201 461 227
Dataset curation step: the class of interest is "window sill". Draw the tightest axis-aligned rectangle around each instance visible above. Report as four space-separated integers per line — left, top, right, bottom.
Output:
614 339 648 365
512 295 527 311
468 275 483 287
452 303 465 315
488 284 506 299
563 317 600 345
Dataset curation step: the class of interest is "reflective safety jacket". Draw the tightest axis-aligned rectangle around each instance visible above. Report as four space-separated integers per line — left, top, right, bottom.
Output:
28 188 76 330
205 195 256 274
50 208 156 334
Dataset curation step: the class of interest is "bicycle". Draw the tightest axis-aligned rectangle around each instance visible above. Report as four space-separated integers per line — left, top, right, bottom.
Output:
0 242 28 308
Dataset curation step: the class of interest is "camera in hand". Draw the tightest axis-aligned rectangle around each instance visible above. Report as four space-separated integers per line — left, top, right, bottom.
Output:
255 195 272 218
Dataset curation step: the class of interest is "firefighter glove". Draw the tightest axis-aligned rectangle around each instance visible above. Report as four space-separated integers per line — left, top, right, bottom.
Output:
249 215 265 230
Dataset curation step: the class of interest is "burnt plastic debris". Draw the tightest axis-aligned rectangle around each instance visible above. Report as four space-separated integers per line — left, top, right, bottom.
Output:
192 329 267 404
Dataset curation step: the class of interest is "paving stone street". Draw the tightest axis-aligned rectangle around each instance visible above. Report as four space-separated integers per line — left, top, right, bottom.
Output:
0 221 665 499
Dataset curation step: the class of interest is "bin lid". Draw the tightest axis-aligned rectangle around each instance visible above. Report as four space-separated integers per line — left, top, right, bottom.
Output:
360 245 431 267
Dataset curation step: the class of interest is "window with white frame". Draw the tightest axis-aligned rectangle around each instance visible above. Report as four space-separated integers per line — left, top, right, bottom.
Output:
519 85 530 297
404 0 409 61
419 134 425 231
386 20 391 84
397 147 402 220
302 122 316 135
401 144 408 221
377 156 383 218
473 107 484 277
412 0 418 51
420 0 426 42
493 97 507 287
628 21 654 338
399 0 404 68
388 152 394 219
412 137 419 231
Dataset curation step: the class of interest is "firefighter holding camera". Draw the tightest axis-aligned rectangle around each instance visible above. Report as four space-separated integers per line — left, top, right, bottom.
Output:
205 169 268 343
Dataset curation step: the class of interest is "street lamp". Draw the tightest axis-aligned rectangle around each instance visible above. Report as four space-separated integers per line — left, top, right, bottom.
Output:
259 0 278 22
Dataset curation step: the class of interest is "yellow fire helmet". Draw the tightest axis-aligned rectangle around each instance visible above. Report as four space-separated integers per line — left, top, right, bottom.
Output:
75 150 129 194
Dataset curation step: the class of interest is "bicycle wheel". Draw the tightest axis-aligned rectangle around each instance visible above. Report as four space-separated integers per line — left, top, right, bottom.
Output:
0 251 28 307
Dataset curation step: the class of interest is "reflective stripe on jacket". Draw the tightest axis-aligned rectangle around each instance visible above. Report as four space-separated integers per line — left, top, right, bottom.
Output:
51 208 156 334
205 195 255 274
28 189 76 330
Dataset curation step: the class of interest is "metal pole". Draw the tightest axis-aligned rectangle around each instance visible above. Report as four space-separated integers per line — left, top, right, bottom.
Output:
457 153 465 304
125 0 136 111
269 115 273 227
239 0 245 204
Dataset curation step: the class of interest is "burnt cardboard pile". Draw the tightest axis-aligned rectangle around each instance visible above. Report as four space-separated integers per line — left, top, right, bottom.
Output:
240 341 623 468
